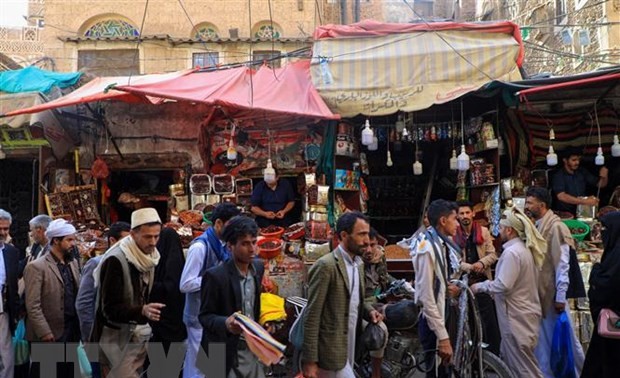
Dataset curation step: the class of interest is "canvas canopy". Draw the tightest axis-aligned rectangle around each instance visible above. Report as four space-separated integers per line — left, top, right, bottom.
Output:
1 70 194 117
114 60 339 126
311 20 524 117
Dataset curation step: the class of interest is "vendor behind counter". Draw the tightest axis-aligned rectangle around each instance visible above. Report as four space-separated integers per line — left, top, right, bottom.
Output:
250 168 296 228
551 147 608 215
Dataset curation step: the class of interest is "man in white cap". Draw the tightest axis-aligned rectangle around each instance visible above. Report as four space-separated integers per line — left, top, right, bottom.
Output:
91 208 166 378
471 208 546 378
24 218 81 376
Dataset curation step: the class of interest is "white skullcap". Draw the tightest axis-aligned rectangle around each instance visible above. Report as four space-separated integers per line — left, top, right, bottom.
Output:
45 219 77 239
131 208 162 229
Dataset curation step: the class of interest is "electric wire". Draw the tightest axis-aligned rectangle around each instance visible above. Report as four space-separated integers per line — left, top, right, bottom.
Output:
267 0 280 81
401 0 495 82
128 0 150 85
177 0 217 56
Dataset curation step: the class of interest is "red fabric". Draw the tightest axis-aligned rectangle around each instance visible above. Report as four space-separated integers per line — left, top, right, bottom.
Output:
114 60 339 122
2 70 194 117
518 72 620 101
454 222 485 248
313 19 525 67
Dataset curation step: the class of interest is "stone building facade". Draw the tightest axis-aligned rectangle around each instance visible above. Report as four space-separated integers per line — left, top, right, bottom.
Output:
0 0 45 69
474 0 620 76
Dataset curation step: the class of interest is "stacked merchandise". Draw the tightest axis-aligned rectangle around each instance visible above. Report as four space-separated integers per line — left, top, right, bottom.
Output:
469 158 496 186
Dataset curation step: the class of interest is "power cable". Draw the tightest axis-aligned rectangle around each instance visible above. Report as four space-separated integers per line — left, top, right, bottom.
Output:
526 0 609 27
315 0 323 26
128 0 150 85
523 40 618 66
267 0 279 81
401 0 495 82
177 0 217 56
248 0 254 106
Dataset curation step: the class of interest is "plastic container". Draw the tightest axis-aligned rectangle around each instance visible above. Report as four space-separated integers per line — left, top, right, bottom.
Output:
257 238 283 260
260 226 285 239
562 219 590 241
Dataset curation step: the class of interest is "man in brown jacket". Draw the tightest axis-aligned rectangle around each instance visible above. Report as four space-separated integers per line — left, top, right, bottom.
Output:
302 212 382 378
454 201 500 355
24 218 80 343
24 218 81 378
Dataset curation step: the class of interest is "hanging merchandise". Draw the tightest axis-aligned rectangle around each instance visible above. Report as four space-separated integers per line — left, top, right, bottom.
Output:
612 134 620 157
368 135 378 151
386 128 393 167
395 113 405 133
361 119 374 146
450 149 458 170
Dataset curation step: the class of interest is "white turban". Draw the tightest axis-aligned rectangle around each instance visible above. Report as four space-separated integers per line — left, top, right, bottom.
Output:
500 208 547 268
45 219 77 239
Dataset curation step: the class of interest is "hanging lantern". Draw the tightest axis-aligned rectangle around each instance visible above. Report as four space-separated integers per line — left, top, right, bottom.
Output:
227 139 238 161
449 148 458 170
457 144 470 171
361 120 374 146
546 145 558 166
386 150 393 167
402 127 409 138
612 134 620 157
264 158 276 181
368 135 378 151
593 106 605 166
595 147 605 166
413 160 423 175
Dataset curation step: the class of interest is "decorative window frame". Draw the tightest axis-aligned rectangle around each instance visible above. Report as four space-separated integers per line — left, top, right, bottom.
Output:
84 19 139 38
193 24 220 40
253 24 281 39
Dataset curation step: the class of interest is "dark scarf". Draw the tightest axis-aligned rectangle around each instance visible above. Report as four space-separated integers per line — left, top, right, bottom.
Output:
454 222 484 249
194 227 230 263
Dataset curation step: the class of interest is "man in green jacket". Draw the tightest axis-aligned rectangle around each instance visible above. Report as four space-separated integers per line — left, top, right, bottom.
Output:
302 211 383 378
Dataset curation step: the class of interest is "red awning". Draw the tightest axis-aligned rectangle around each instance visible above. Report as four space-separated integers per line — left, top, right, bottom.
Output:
114 60 339 123
1 70 194 117
517 72 620 101
313 20 525 66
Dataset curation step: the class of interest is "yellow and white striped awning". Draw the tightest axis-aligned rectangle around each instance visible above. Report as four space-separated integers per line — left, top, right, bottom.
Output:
311 22 523 117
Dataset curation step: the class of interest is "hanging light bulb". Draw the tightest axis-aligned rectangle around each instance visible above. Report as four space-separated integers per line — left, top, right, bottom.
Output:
549 128 555 140
546 145 558 166
227 122 237 160
413 159 423 175
593 105 605 166
612 134 620 157
413 134 422 175
450 148 458 170
595 146 605 166
368 135 378 151
227 139 237 160
457 101 469 171
457 144 470 171
402 127 409 138
361 119 374 146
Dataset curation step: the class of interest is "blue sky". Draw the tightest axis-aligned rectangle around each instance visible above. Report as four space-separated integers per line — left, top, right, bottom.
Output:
1 0 28 27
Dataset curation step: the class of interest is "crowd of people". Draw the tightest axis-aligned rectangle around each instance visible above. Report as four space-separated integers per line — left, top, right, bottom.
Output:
0 192 618 378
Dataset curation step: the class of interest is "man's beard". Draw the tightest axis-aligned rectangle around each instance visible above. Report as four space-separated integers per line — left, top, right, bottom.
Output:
460 219 472 227
62 247 75 261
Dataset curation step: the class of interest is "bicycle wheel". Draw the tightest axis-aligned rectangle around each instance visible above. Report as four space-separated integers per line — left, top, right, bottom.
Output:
481 350 516 378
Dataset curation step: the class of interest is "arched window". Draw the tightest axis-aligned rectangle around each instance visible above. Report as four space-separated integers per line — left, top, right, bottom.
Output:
84 19 139 38
194 24 219 40
254 24 281 39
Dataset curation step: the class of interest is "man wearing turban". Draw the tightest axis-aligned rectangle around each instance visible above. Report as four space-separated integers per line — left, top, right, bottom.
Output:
525 187 585 378
24 218 81 376
471 207 545 377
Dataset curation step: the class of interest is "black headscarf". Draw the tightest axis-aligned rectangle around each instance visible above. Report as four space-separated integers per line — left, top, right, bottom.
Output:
150 227 187 342
588 211 620 314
